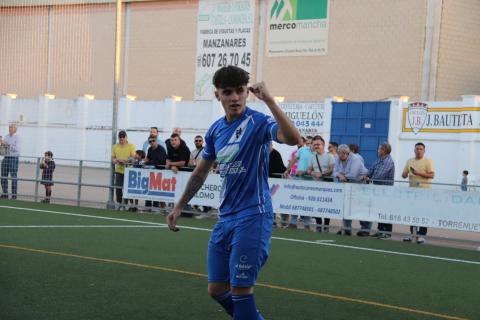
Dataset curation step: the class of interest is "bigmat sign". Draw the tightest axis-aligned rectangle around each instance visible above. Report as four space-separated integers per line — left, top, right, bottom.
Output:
124 168 480 233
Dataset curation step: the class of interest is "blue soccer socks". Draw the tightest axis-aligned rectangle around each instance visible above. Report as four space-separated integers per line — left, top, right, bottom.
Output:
232 294 264 320
213 290 234 316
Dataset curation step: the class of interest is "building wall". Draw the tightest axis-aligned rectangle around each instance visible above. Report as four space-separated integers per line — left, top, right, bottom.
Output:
0 6 49 97
262 0 427 101
0 0 478 102
435 0 480 101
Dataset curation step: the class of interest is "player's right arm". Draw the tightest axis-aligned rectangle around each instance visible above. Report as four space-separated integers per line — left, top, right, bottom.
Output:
167 158 215 231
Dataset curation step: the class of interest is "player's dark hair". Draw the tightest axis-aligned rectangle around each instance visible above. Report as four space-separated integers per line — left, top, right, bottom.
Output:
170 133 180 139
463 170 469 175
136 150 145 159
213 66 250 89
44 150 53 158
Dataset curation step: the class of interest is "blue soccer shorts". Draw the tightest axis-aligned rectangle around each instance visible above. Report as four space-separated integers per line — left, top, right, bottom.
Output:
207 212 273 288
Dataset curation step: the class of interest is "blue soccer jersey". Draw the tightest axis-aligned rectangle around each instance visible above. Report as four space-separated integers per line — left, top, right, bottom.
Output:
203 107 279 219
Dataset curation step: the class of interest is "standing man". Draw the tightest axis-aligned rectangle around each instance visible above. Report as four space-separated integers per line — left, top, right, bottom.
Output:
166 133 190 173
111 130 135 209
361 142 395 238
142 127 167 154
333 144 368 235
402 142 435 244
307 135 335 232
167 66 300 320
188 135 204 168
0 123 21 199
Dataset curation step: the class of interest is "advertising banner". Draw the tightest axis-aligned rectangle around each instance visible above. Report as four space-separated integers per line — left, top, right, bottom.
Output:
194 0 255 100
402 103 480 133
266 0 329 56
349 184 480 232
270 178 345 218
280 102 326 136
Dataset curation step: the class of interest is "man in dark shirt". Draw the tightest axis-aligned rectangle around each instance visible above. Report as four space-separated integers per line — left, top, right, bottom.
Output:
165 128 188 156
269 142 286 178
166 133 190 173
145 135 167 168
144 135 168 212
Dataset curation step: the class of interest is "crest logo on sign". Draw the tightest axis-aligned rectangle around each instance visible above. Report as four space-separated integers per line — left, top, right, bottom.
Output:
407 102 428 134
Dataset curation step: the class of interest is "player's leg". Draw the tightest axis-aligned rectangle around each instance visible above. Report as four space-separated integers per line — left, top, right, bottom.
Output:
229 213 273 320
207 221 234 317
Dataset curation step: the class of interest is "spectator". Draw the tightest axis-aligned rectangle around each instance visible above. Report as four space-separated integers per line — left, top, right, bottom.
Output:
189 135 204 168
284 136 314 230
307 135 335 232
269 142 286 178
348 143 364 164
39 150 55 203
283 137 305 177
166 133 190 174
144 135 168 212
142 127 167 154
360 143 395 238
461 170 468 191
111 130 135 209
401 142 435 244
334 144 368 235
145 135 167 168
165 127 188 156
328 141 338 159
269 142 288 228
0 123 21 199
133 150 146 167
128 150 146 212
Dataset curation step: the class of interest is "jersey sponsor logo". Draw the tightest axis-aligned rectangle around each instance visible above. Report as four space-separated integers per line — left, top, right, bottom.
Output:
127 170 176 197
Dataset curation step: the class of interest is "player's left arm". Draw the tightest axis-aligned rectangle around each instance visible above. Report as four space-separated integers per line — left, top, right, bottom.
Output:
249 82 301 146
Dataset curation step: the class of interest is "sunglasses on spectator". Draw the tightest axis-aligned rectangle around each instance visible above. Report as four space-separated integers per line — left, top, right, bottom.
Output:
149 140 156 143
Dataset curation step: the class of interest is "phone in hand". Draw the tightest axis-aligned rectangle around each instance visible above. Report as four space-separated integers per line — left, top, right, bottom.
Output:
410 166 414 173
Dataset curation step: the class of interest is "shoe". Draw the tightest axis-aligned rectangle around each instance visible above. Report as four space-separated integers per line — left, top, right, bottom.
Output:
356 231 370 237
0 194 7 199
403 236 412 242
378 233 391 240
40 199 47 203
287 224 297 229
128 207 137 212
416 237 425 244
344 230 352 236
336 230 342 235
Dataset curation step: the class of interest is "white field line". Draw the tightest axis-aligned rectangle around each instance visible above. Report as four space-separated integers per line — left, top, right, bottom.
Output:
1 205 479 266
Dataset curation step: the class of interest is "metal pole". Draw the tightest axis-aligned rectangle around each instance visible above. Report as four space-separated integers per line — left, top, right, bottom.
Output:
77 160 83 206
34 157 41 202
107 0 123 209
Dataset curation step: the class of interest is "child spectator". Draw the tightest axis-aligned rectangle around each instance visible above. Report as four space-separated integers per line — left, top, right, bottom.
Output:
128 150 146 212
461 170 468 191
40 151 55 203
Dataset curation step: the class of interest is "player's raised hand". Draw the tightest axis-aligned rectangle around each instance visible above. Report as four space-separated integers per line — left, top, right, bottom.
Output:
248 82 274 103
166 206 181 232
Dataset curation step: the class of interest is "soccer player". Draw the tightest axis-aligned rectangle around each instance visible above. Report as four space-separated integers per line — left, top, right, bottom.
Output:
167 66 300 319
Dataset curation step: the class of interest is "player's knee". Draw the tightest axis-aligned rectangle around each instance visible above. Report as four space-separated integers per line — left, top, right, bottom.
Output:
231 286 254 295
208 282 230 297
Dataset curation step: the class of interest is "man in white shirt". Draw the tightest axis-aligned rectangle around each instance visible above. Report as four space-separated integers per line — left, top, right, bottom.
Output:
0 123 21 199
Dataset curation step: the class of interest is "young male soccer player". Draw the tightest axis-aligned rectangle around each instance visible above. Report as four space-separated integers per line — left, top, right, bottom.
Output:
167 66 300 319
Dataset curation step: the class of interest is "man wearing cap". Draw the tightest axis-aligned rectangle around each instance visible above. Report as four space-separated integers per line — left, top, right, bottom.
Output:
111 130 136 208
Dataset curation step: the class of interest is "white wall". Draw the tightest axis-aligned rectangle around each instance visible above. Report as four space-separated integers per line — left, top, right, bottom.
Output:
1 94 479 187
